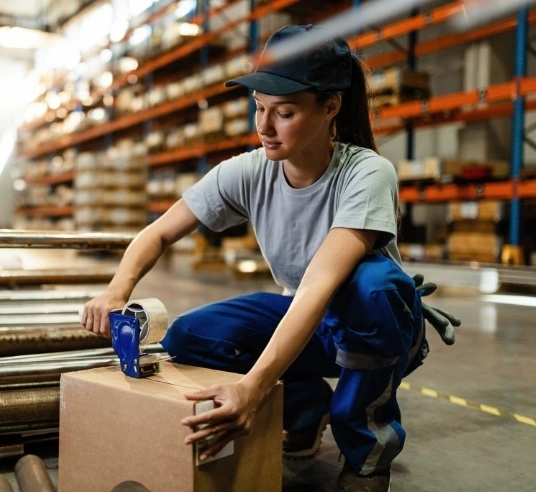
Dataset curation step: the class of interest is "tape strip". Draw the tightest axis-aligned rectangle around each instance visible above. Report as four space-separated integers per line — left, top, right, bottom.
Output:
122 298 169 348
400 381 536 427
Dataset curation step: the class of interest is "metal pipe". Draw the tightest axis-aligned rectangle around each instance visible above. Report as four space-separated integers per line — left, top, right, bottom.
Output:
0 230 134 250
0 327 110 357
0 304 84 315
0 314 82 327
15 455 56 492
0 290 102 303
0 357 120 380
0 441 24 461
0 343 163 365
0 268 116 286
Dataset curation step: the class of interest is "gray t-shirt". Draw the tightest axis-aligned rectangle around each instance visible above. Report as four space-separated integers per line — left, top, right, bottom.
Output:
183 141 401 295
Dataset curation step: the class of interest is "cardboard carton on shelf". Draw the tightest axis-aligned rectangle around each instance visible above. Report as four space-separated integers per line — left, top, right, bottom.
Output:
396 157 442 182
448 201 503 223
398 243 445 261
442 159 510 181
59 363 283 492
447 232 502 263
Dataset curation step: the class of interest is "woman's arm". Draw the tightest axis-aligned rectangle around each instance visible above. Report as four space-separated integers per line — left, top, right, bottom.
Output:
82 199 200 336
182 227 378 458
242 226 378 399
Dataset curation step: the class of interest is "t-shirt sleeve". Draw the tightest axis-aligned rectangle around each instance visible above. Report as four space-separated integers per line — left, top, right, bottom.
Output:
331 155 399 249
182 152 251 231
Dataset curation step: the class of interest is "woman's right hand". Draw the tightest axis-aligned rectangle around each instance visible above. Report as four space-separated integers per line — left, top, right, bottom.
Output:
81 290 128 338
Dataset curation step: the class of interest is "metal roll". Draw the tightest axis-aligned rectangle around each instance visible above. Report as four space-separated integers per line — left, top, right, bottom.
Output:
14 454 55 492
0 230 135 250
0 475 14 492
0 357 119 387
0 290 102 303
0 388 59 431
0 268 117 286
0 441 24 460
0 326 110 357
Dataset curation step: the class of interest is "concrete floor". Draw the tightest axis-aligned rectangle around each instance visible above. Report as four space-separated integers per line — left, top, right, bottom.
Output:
1 249 535 491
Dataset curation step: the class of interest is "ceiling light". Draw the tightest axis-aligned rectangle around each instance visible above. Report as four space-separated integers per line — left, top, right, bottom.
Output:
175 0 196 19
177 23 200 36
0 26 59 50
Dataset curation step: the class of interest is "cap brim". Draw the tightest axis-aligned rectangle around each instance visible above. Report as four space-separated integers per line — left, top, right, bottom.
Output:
224 71 311 95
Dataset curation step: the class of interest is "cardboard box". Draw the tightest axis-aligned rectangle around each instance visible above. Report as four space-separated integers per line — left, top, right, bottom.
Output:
448 201 503 222
59 363 283 492
396 157 442 182
447 232 501 262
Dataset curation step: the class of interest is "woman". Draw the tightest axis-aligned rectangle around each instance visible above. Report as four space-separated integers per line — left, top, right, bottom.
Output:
83 25 456 491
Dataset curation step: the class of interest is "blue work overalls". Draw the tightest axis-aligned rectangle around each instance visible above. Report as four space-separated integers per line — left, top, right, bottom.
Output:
161 254 423 475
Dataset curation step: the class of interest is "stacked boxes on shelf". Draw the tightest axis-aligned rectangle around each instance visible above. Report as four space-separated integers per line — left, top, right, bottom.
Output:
447 201 503 263
75 141 147 233
396 156 510 184
369 67 431 110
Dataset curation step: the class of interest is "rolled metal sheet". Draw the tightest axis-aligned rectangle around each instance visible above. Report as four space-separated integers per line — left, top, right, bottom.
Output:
14 454 55 492
0 343 163 365
0 327 110 357
0 389 59 429
0 441 24 460
0 304 85 315
0 268 116 286
0 357 120 380
0 229 135 250
0 290 102 303
0 314 82 327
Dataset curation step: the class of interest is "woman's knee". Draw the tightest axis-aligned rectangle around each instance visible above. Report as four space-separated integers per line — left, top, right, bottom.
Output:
160 312 201 358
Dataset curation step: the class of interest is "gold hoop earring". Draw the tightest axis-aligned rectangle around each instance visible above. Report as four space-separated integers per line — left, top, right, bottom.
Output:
330 123 337 141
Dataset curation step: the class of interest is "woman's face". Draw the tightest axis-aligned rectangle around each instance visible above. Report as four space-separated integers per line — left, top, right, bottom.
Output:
253 90 337 163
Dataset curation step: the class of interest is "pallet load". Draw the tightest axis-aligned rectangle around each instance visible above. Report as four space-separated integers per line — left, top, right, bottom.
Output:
369 67 431 110
447 201 503 263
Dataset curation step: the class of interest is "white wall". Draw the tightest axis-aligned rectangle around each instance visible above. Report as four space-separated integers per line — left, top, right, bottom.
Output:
0 56 31 228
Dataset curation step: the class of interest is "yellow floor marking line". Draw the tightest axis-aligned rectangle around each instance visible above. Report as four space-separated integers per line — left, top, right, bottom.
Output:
399 381 536 427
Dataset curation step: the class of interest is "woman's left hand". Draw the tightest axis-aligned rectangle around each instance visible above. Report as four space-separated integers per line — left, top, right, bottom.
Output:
181 381 262 461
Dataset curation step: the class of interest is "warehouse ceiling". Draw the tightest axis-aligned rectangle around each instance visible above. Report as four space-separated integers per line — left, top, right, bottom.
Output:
0 0 99 33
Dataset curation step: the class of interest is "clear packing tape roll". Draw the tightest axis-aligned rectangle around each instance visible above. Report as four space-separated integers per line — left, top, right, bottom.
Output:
121 298 169 350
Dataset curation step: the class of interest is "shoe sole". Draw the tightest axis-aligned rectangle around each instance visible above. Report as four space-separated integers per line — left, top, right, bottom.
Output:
283 413 330 461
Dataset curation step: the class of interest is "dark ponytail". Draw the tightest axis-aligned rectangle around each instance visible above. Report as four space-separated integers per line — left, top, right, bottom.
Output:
334 56 377 151
314 56 377 152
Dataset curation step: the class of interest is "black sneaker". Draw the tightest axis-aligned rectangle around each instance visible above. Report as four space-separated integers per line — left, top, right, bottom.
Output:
337 460 391 492
282 412 330 460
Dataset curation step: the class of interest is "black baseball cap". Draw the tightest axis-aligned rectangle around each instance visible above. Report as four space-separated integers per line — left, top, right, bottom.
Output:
224 24 352 95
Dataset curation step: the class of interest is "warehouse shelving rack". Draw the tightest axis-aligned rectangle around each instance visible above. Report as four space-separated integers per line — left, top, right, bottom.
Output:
14 0 536 264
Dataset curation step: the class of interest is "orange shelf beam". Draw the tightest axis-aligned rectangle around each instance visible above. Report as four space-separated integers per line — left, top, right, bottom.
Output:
374 99 536 135
374 77 536 122
15 206 74 218
19 84 242 159
111 0 301 91
148 134 259 167
24 171 75 186
399 180 536 203
365 11 536 69
349 1 464 51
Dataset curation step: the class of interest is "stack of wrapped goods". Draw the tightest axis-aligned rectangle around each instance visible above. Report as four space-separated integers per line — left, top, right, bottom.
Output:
74 140 148 233
368 67 430 110
447 201 503 263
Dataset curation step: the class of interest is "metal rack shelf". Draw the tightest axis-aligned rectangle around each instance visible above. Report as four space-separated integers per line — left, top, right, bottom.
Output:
399 179 536 202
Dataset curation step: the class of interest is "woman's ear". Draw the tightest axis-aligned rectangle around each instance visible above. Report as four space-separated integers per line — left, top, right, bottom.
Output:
326 94 342 119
